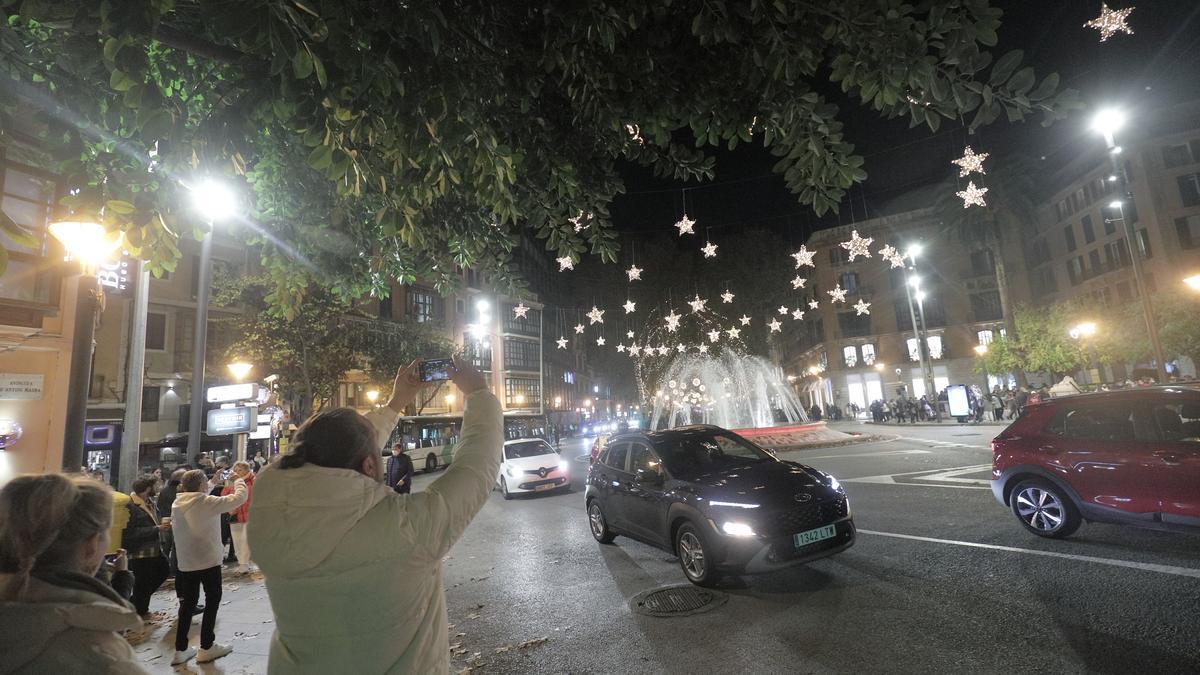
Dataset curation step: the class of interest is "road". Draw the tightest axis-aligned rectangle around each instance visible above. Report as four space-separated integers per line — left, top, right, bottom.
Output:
422 422 1200 674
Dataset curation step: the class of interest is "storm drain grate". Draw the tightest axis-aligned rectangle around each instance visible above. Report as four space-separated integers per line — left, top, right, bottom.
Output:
631 584 727 618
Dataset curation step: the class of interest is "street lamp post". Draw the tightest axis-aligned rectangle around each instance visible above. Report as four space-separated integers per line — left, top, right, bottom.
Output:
1093 109 1167 383
226 360 254 462
903 245 939 420
974 344 991 394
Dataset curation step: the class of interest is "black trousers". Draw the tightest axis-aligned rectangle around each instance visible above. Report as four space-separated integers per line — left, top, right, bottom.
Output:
128 555 170 615
176 565 222 651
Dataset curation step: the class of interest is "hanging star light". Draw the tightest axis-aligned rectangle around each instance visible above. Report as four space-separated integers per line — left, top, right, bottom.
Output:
828 285 848 303
626 264 643 281
616 343 626 353
586 306 605 324
791 245 816 268
768 318 782 333
1085 3 1135 41
556 336 568 349
853 298 872 316
777 305 789 315
688 295 707 313
808 300 820 310
574 323 585 334
951 146 989 177
707 330 721 343
626 330 635 339
657 345 670 356
697 344 709 354
664 310 682 332
557 255 575 271
721 290 735 304
839 230 874 261
675 214 696 236
739 315 752 326
701 241 718 258
726 327 741 339
791 308 805 321
791 275 807 289
879 245 907 269
623 300 637 314
596 336 606 346
956 181 989 208
676 343 687 353
629 344 642 357
512 303 530 319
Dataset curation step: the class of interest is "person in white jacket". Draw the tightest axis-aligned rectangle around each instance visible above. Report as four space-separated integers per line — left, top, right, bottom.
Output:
170 469 247 666
248 356 501 674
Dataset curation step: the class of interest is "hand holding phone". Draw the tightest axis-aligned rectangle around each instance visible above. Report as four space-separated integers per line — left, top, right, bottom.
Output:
418 358 455 382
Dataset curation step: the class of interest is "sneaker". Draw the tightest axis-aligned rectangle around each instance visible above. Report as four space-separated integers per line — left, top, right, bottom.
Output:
197 643 233 663
235 565 249 575
171 648 196 665
192 604 205 615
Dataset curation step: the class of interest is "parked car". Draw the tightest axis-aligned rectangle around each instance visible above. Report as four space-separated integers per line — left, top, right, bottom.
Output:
991 386 1200 538
498 438 571 499
585 425 854 586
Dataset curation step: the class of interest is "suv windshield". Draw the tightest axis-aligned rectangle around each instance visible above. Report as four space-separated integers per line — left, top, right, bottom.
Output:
652 432 773 479
505 440 554 460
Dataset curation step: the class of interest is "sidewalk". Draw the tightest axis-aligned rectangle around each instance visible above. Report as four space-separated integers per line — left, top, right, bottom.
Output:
853 418 1012 427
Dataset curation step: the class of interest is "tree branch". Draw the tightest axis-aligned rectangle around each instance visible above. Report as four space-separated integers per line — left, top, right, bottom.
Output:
153 24 249 64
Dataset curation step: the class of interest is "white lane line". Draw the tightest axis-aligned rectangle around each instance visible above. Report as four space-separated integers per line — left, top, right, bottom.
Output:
844 464 992 490
893 435 991 450
795 449 932 460
917 464 994 486
858 529 1200 580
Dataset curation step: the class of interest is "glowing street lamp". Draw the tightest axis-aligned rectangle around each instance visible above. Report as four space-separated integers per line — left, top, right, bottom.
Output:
514 394 526 406
227 361 254 382
365 389 380 405
1091 108 1126 148
444 392 456 406
1068 322 1098 340
1184 274 1200 291
974 344 989 356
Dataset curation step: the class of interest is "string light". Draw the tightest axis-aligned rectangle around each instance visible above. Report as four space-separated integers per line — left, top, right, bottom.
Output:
739 315 751 326
1085 3 1135 41
675 214 696 236
664 310 682 332
586 306 605 324
828 285 848 303
721 290 735 303
791 275 807 289
768 318 782 332
951 146 989 177
791 308 805 321
626 265 643 281
574 323 585 334
701 241 718 258
556 336 568 349
557 255 575 271
879 245 906 268
853 298 872 315
791 246 816 268
512 303 530 319
957 181 989 208
839 230 873 261
808 300 820 310
623 300 637 314
688 295 707 313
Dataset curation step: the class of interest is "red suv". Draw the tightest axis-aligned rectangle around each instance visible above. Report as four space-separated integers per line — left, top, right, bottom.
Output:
991 386 1200 538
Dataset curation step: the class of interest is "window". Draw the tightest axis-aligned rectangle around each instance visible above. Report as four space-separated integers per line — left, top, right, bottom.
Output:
603 443 629 472
839 272 859 293
463 332 492 370
503 337 540 371
927 336 944 360
1136 229 1152 259
1163 143 1193 169
408 287 437 323
968 249 994 277
1103 211 1117 235
1055 199 1070 222
562 371 575 385
146 312 167 351
1045 405 1139 442
377 295 392 319
502 304 541 337
1 159 59 305
837 311 871 338
1081 215 1095 244
861 344 876 366
906 338 920 362
1178 173 1200 208
829 247 850 265
1063 225 1077 252
504 376 541 407
629 443 662 475
1088 249 1102 274
1175 215 1200 250
1067 257 1084 286
141 386 161 422
843 345 858 368
1148 401 1200 443
977 330 994 345
970 290 1002 321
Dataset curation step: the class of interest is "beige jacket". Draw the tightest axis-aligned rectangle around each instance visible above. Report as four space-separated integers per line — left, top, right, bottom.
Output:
248 390 503 674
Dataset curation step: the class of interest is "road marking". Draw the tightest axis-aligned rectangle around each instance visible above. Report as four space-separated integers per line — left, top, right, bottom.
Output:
917 464 994 486
892 435 991 450
844 464 992 490
858 529 1200 580
794 449 932 460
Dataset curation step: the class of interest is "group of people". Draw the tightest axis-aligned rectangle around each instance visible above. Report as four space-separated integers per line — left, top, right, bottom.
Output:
0 356 500 673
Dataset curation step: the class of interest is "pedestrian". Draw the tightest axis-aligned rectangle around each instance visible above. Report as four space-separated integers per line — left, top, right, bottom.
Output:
990 392 1004 421
197 453 214 472
386 443 415 494
170 469 247 665
121 474 173 619
253 451 268 471
249 357 501 674
0 473 148 673
222 461 256 575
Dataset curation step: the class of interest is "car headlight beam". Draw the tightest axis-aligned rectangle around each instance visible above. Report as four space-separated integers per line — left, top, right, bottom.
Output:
720 521 756 537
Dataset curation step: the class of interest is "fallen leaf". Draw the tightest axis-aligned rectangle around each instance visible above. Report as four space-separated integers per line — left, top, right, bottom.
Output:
465 612 480 620
518 637 549 650
494 644 512 654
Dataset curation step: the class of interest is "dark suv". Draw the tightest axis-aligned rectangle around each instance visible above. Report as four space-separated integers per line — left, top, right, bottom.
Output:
585 425 854 586
991 386 1200 538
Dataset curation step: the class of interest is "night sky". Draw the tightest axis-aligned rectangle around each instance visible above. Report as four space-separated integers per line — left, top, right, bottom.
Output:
609 1 1200 249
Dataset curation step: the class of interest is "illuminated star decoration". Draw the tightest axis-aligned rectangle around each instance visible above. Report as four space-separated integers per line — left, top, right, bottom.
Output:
957 181 989 208
664 310 682 332
951 146 989 177
512 303 530 319
791 245 816 268
791 309 805 321
586 306 605 324
768 318 782 333
739 315 752 326
839 230 874 261
1085 3 1135 42
676 344 687 353
721 290 735 304
697 344 709 354
726 327 741 339
629 344 642 357
853 298 872 316
688 295 707 313
623 300 637 314
675 214 696 236
791 275 807 290
657 345 670 356
616 343 626 353
778 305 789 315
626 330 635 339
701 241 718 258
626 264 643 281
808 300 820 310
556 336 568 349
828 285 848 303
556 255 575 271
707 330 721 343
574 323 585 334
596 336 606 346
879 245 907 269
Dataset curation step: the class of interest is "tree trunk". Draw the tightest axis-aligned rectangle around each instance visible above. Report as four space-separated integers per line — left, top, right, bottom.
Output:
992 246 1028 387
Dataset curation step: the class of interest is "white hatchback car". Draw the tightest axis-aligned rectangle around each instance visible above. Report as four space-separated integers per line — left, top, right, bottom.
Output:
497 438 571 499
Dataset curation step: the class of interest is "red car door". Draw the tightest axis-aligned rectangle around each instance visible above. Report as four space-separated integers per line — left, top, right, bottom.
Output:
1049 401 1161 518
1147 396 1200 526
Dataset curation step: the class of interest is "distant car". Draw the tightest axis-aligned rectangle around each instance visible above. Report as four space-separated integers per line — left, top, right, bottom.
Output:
585 425 854 586
589 434 611 464
991 386 1200 538
498 438 571 499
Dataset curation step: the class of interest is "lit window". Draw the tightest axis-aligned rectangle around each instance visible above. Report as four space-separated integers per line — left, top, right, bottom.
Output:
861 344 876 365
906 338 920 362
977 330 994 346
927 336 944 360
843 346 858 368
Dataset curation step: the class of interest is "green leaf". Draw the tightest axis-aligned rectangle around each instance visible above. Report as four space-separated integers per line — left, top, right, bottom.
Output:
312 53 327 88
989 50 1022 86
105 200 136 215
139 110 173 139
307 144 333 169
1007 67 1036 96
108 69 135 91
293 48 313 79
1028 72 1059 101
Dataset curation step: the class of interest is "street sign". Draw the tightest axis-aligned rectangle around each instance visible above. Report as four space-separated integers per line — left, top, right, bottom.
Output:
206 406 257 435
207 383 259 404
0 373 44 400
96 252 134 297
946 385 970 417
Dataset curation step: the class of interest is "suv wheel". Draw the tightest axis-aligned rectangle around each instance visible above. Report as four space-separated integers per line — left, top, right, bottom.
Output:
675 522 721 587
500 476 513 500
587 500 616 544
1011 479 1081 538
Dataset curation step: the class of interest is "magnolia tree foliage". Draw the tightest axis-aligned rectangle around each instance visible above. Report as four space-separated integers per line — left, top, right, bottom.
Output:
0 0 1079 311
977 304 1089 379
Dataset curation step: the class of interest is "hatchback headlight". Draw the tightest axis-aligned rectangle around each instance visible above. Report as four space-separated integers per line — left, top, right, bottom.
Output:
507 465 523 478
720 522 756 537
558 460 570 473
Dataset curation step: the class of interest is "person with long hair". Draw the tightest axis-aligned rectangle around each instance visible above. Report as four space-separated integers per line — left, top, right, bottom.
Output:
0 473 148 673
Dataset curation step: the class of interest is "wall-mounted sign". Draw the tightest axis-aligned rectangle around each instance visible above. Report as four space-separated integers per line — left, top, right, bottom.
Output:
0 374 44 400
206 406 257 435
207 383 259 404
96 252 134 297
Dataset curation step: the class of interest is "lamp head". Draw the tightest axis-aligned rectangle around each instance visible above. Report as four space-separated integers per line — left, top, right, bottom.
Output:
1091 108 1126 137
48 219 123 268
191 178 238 222
227 361 253 381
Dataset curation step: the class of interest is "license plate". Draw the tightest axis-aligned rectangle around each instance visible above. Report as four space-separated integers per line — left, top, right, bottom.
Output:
793 524 837 549
535 482 557 491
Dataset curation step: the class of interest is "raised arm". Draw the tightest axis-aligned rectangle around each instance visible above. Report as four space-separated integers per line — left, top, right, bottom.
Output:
201 479 247 516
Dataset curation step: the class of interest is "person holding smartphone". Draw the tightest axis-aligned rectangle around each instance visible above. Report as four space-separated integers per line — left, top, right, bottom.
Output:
248 356 501 674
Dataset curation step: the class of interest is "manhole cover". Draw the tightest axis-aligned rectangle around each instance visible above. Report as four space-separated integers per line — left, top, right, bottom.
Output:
631 584 727 618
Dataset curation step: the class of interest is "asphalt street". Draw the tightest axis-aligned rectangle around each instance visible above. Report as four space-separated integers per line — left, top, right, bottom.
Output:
417 422 1200 675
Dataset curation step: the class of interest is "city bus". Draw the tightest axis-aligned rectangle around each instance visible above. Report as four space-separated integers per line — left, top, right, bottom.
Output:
382 412 547 473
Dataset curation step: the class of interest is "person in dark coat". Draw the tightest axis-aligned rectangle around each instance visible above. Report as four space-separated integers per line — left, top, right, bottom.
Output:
121 474 172 618
385 444 414 494
157 469 185 516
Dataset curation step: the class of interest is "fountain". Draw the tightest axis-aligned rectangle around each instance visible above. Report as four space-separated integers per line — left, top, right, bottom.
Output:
647 352 809 430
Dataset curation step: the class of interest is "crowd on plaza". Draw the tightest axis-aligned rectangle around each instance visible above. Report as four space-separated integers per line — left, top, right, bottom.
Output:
0 357 501 673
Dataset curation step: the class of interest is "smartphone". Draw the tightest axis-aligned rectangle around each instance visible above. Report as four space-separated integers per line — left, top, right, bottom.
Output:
419 358 455 382
104 553 120 564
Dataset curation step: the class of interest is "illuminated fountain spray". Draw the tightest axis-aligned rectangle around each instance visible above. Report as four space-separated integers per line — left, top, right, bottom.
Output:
647 351 808 430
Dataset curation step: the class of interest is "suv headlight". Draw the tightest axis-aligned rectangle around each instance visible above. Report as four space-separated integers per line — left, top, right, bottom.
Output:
720 522 756 537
